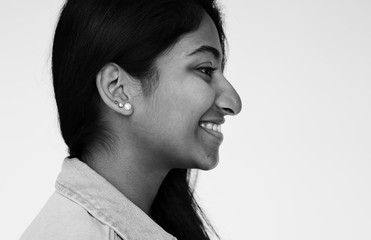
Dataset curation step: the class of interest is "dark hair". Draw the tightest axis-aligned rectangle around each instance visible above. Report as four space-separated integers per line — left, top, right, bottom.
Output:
52 0 225 239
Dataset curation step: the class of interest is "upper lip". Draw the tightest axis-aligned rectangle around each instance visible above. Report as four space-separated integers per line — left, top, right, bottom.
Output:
199 118 225 125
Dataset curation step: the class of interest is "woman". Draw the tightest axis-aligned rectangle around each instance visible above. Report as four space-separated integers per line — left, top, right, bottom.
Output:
20 0 241 239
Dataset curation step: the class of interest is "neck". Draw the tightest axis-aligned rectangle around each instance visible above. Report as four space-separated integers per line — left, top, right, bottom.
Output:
84 147 169 216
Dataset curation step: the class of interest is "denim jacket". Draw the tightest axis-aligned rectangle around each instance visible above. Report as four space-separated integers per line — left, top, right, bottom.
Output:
20 157 177 240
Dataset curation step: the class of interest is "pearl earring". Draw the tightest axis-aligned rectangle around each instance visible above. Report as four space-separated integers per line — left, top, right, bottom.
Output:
114 101 132 111
123 103 132 111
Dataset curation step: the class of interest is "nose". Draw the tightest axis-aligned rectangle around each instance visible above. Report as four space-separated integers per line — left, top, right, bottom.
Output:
215 75 242 116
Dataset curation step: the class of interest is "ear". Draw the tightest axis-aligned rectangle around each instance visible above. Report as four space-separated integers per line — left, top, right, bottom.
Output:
96 63 134 115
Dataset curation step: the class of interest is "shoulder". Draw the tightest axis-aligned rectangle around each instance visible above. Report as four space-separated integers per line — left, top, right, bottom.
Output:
20 192 116 240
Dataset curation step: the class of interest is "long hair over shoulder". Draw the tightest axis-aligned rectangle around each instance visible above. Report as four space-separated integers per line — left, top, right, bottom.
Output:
52 0 225 239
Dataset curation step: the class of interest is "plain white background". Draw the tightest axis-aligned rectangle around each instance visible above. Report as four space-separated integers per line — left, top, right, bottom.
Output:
1 0 370 239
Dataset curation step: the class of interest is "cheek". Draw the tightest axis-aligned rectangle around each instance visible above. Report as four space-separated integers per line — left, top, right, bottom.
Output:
156 75 214 121
135 74 216 166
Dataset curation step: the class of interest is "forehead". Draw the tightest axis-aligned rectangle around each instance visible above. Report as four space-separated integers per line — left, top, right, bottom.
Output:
157 14 223 64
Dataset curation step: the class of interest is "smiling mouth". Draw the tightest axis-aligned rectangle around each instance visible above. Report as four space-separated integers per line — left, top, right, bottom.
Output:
199 122 221 133
199 121 223 140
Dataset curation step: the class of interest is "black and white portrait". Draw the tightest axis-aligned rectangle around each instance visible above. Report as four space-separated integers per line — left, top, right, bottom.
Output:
1 0 370 239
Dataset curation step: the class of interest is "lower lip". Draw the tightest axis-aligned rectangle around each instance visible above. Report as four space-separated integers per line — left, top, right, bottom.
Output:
199 126 224 142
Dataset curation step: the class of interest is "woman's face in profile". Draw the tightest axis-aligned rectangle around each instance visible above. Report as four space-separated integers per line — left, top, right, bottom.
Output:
132 14 241 170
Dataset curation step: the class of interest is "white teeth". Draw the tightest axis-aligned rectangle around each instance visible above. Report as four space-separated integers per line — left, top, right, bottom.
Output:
199 121 222 133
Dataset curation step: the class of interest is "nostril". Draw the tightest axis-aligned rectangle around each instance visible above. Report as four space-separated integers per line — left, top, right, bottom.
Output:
222 107 234 115
216 87 242 116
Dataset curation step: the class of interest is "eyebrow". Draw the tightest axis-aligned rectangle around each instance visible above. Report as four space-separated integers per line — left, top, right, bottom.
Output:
187 45 221 61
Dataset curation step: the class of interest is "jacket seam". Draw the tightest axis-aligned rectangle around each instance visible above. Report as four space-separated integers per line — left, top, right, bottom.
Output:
55 181 129 240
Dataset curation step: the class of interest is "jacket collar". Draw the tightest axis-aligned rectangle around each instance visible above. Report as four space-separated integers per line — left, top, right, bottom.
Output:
56 157 176 240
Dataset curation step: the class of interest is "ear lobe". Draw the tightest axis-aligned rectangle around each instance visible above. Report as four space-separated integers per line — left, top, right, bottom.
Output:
96 63 134 116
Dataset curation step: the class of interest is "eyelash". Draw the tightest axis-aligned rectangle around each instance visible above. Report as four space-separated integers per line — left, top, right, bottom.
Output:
197 66 217 77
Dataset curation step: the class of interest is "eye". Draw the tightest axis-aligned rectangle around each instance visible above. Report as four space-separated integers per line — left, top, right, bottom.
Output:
197 66 217 77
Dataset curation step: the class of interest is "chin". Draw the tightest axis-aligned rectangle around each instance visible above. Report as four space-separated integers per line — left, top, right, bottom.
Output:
195 154 219 171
